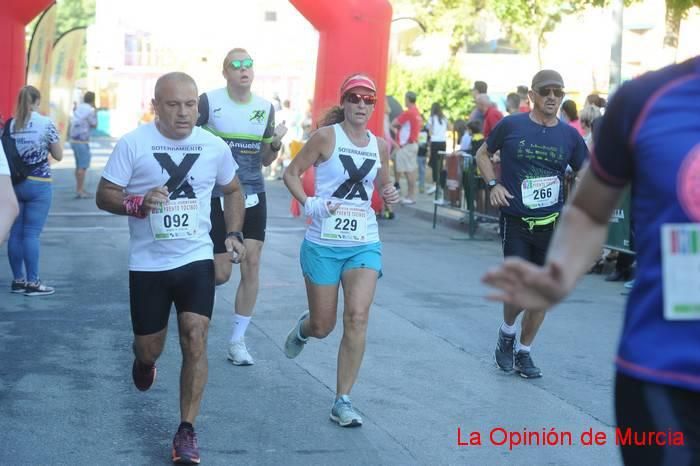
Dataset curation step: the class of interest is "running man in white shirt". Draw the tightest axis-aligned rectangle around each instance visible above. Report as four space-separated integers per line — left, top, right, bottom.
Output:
282 74 399 427
96 72 246 465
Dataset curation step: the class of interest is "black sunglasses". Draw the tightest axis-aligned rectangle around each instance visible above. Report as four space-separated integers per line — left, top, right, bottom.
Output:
536 87 565 98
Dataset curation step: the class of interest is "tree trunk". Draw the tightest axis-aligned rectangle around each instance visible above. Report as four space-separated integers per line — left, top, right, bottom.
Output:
663 5 682 52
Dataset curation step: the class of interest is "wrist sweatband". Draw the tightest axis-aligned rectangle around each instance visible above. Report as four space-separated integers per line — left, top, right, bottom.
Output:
124 195 146 218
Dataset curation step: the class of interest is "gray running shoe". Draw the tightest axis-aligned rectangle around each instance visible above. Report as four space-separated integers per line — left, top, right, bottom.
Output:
11 279 26 294
514 350 543 379
494 328 515 372
330 395 363 427
24 281 55 297
284 310 309 359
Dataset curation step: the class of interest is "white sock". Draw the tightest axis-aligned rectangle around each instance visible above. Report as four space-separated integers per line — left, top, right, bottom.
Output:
500 322 516 335
516 341 531 353
230 314 251 343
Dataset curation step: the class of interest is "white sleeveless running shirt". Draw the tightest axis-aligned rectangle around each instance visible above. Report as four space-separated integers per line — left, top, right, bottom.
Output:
305 124 381 247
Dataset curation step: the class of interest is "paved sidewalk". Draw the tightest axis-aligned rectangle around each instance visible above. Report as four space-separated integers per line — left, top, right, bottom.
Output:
0 143 627 465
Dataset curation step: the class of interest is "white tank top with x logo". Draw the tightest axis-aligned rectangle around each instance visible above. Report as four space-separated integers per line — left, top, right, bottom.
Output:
305 123 381 247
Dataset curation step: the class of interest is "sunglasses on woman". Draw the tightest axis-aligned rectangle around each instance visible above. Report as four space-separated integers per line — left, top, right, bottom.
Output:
230 58 254 70
344 93 377 105
536 87 565 98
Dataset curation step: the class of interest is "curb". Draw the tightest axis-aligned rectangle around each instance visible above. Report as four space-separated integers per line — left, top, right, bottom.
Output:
388 203 500 240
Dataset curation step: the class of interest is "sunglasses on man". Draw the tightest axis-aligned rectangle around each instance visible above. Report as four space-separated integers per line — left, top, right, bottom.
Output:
230 58 254 70
344 93 377 105
536 87 565 98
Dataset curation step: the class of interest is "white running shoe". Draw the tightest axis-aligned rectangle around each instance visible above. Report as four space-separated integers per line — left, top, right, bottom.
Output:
426 185 437 195
227 339 255 366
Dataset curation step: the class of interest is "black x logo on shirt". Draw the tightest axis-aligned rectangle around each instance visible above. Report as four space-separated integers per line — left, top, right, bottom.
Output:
153 152 199 199
332 155 376 201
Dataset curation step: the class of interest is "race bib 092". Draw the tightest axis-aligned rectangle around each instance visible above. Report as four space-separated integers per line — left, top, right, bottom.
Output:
150 198 199 240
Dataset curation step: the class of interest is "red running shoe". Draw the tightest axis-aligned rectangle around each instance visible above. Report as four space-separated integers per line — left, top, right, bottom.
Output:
132 359 156 391
172 427 200 464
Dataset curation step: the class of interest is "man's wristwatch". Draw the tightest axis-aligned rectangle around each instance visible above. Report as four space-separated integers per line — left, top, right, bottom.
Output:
270 140 282 152
487 179 498 188
226 231 244 243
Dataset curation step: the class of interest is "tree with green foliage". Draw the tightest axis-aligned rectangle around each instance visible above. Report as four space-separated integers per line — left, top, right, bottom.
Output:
664 0 700 48
392 0 485 55
26 0 95 79
386 63 474 122
393 0 699 61
26 0 95 38
55 0 95 37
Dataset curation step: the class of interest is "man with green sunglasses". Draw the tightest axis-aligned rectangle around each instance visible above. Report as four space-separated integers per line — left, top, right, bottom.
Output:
197 47 287 366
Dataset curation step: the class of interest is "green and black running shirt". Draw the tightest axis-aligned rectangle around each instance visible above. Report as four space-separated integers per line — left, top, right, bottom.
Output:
197 88 275 196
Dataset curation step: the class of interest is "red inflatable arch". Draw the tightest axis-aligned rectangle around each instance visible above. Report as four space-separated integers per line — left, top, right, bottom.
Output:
0 0 392 210
290 0 392 214
0 0 53 120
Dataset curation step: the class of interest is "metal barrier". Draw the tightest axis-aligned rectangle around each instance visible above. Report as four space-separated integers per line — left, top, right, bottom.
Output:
431 150 497 239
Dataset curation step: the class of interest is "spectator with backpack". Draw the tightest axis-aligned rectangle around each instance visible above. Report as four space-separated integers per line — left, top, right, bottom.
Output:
4 85 63 296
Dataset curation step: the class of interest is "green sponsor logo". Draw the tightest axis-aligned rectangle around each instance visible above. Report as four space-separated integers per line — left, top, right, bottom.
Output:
673 304 700 314
250 110 266 124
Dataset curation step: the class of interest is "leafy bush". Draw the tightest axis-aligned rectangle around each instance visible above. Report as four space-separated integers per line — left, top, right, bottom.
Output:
386 63 473 123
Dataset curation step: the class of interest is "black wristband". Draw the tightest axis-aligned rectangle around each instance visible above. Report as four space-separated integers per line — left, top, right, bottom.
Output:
270 141 282 152
226 231 244 243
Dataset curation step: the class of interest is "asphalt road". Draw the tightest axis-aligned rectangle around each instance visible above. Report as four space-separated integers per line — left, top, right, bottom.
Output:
0 142 628 465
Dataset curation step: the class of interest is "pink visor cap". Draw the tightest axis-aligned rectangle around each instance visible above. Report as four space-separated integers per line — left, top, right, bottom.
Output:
340 74 377 100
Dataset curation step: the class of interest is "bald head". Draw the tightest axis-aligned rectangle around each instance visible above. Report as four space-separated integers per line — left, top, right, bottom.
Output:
152 72 199 140
476 94 492 112
154 72 198 101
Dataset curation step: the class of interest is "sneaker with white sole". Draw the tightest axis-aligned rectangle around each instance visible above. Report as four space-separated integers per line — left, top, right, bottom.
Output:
494 328 515 372
514 350 542 379
284 310 309 359
11 279 26 294
330 395 363 427
227 339 254 366
24 281 55 296
426 185 436 195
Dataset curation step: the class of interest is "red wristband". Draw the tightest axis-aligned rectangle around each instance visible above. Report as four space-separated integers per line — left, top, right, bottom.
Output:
123 195 146 218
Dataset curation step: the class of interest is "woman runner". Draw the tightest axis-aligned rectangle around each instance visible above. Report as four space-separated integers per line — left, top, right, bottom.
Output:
282 73 399 427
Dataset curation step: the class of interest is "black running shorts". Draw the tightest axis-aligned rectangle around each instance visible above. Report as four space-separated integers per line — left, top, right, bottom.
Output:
210 192 267 254
129 260 215 335
499 213 556 266
615 371 700 465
